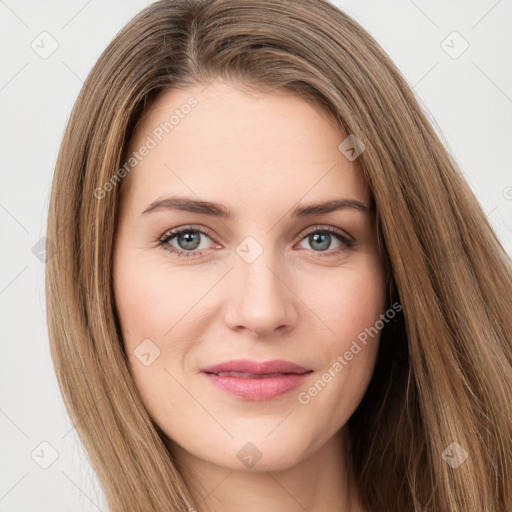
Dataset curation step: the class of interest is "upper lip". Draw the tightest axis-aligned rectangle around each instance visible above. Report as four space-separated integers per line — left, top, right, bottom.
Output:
200 359 312 375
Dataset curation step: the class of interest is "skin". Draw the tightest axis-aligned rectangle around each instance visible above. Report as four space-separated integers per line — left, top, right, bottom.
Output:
113 78 387 512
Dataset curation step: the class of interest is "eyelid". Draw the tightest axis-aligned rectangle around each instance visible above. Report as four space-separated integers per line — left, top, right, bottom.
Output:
159 224 217 243
298 224 353 243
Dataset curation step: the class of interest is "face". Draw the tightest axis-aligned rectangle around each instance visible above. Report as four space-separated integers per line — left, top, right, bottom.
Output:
113 78 387 473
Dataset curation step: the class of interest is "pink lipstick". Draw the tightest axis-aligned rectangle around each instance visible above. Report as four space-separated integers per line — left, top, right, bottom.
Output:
200 359 312 401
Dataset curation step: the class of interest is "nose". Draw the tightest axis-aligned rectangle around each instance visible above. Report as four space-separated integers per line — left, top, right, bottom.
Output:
223 247 299 337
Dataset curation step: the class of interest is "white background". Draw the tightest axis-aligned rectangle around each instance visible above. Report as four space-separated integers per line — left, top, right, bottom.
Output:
1 0 511 510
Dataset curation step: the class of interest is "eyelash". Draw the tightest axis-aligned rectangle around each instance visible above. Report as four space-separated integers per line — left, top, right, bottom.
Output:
157 225 355 259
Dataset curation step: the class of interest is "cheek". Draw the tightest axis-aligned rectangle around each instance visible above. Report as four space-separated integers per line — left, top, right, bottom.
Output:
298 260 386 423
309 259 387 343
113 253 207 345
113 261 197 433
112 253 210 407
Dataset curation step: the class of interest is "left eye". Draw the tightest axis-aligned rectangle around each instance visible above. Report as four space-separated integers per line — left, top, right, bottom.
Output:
297 229 353 252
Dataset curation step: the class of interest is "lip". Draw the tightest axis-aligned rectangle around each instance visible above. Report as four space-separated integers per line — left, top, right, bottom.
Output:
200 359 311 375
200 359 313 401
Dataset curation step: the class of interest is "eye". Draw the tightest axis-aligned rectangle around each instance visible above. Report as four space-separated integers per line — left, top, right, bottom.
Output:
297 227 354 255
157 225 354 259
158 226 217 258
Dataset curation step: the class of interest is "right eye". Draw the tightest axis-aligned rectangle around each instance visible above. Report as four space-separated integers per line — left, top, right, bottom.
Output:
158 226 219 258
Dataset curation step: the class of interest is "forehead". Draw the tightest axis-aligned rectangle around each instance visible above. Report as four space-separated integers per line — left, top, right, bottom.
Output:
121 79 370 210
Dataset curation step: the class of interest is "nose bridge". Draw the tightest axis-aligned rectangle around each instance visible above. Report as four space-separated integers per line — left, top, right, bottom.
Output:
237 238 286 305
224 234 298 334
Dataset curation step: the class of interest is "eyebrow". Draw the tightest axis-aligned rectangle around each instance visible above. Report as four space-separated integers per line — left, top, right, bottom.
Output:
141 196 371 217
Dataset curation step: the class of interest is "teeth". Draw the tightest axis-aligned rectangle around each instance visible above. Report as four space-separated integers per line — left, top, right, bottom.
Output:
215 371 287 378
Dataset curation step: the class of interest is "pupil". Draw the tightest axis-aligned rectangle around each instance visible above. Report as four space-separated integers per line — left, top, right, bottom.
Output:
310 232 330 251
178 231 200 250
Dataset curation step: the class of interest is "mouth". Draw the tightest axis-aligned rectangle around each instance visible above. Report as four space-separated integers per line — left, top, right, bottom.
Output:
207 371 308 378
200 359 313 400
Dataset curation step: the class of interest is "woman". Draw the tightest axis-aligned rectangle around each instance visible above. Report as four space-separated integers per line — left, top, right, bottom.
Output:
45 0 512 510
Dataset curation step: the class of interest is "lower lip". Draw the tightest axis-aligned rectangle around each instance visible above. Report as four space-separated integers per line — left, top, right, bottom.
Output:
202 372 311 400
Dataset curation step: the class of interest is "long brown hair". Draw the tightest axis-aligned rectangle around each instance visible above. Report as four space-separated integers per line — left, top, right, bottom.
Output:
45 0 512 510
